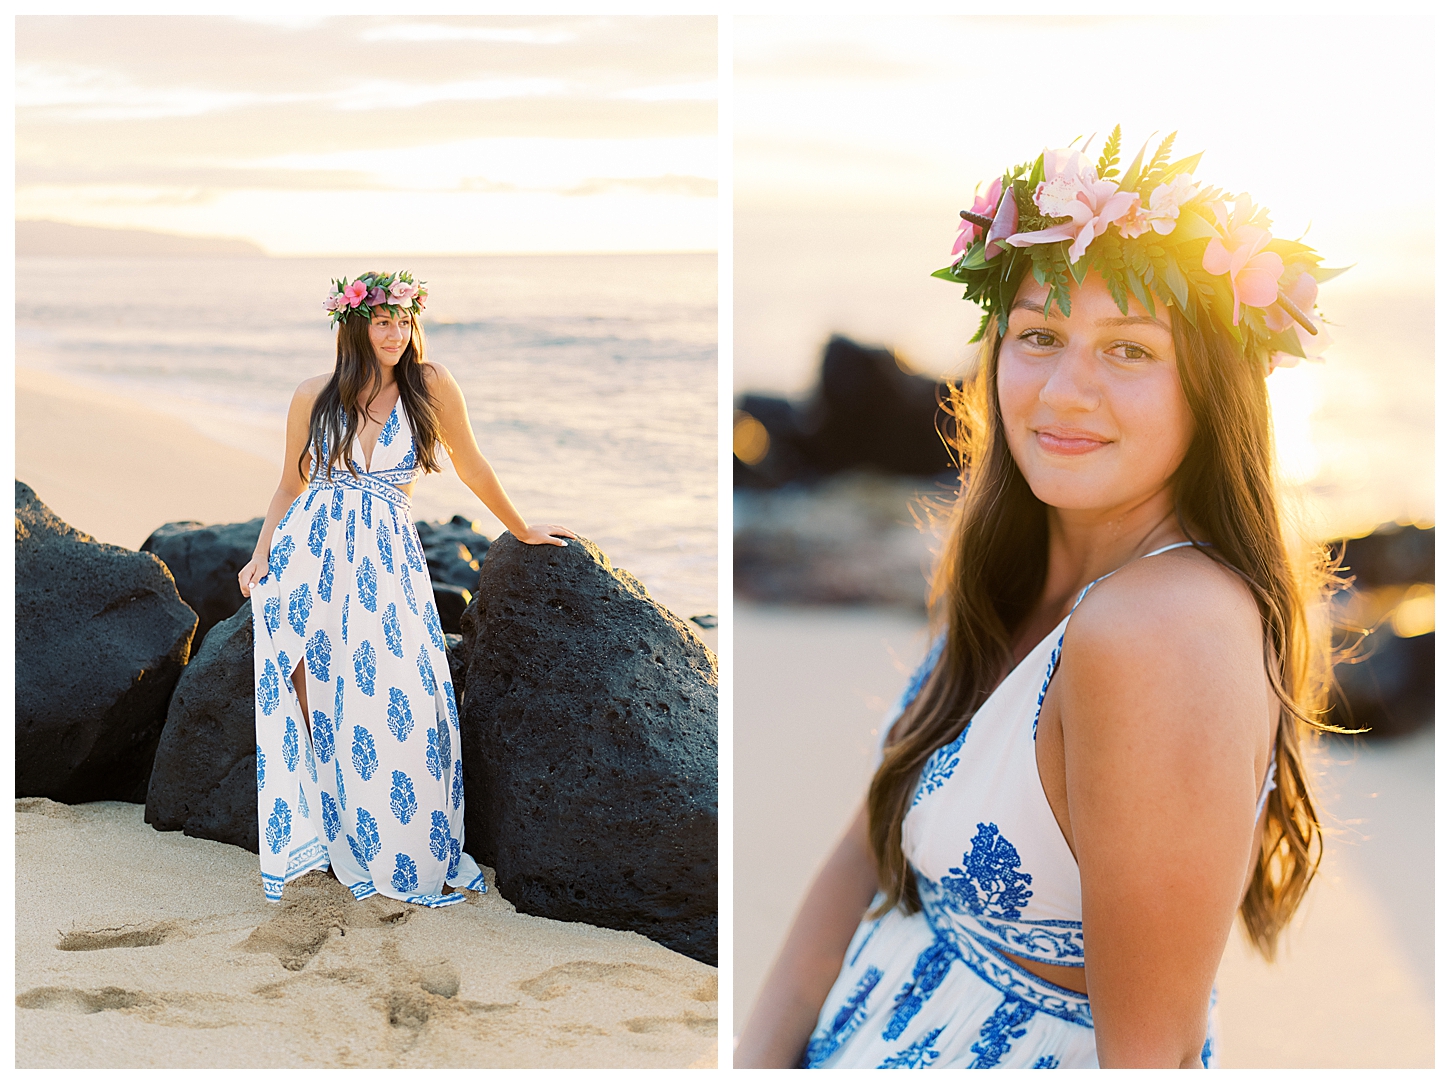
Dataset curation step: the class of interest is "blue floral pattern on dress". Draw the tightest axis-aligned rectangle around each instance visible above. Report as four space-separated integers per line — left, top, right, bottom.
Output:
379 405 400 446
357 556 378 613
442 681 459 731
387 686 414 741
335 756 347 810
377 519 394 574
313 709 334 764
1034 1055 1061 1068
346 508 356 563
266 797 291 855
342 592 350 645
256 745 265 790
258 658 280 715
349 807 381 865
940 823 1034 920
288 583 313 637
426 729 444 780
806 967 883 1067
429 810 450 861
451 760 464 810
883 932 959 1040
263 596 281 636
392 852 418 893
271 535 296 579
913 726 969 807
353 640 377 696
361 491 372 528
878 1027 945 1069
424 601 445 651
968 996 1036 1068
282 715 299 772
417 643 436 695
306 628 331 683
308 501 328 557
352 725 379 781
318 546 335 602
321 791 341 841
390 770 417 824
382 603 403 657
401 562 418 614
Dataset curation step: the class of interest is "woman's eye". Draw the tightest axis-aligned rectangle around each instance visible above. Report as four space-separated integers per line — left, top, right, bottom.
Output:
1117 342 1149 360
1021 330 1055 348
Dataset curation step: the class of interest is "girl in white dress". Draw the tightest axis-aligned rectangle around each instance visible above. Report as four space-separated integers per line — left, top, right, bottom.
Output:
240 271 574 908
737 132 1340 1068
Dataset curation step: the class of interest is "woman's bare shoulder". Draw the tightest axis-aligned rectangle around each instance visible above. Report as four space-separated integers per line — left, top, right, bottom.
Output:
419 360 455 388
293 372 333 400
1058 548 1267 747
1069 546 1261 657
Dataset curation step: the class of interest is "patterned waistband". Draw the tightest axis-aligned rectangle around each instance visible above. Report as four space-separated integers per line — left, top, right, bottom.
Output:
918 877 1093 1028
307 467 415 511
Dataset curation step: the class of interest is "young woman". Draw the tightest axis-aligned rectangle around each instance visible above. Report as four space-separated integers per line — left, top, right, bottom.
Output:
736 133 1339 1068
239 271 574 909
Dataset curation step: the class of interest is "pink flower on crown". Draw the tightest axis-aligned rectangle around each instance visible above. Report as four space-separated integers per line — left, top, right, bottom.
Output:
1004 148 1140 264
344 279 368 308
324 292 345 313
365 286 388 307
1145 175 1198 235
953 177 1003 256
1264 270 1318 335
389 279 418 306
1202 195 1284 325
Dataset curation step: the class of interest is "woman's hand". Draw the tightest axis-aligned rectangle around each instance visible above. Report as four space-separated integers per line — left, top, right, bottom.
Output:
238 553 269 598
515 524 577 547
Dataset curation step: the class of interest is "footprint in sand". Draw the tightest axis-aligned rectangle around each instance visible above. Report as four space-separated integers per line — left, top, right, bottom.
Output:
16 986 152 1014
56 921 179 951
518 960 676 1001
622 1011 718 1035
239 870 414 971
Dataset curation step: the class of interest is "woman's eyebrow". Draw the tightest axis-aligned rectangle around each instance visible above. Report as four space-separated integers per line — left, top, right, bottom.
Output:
1010 297 1169 332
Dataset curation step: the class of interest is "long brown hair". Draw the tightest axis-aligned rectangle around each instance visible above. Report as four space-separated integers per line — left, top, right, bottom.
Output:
301 296 445 482
867 305 1334 961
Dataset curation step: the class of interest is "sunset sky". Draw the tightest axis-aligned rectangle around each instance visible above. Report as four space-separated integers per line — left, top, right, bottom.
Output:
17 14 717 255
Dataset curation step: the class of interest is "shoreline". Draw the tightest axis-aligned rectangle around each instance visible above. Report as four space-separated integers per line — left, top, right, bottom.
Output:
15 365 715 650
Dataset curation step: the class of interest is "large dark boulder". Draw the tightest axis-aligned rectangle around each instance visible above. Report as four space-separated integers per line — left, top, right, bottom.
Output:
458 533 718 965
734 336 958 486
145 600 260 850
16 481 197 803
1336 523 1434 590
141 517 263 645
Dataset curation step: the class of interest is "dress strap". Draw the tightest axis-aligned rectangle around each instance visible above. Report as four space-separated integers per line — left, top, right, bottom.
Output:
1035 540 1206 737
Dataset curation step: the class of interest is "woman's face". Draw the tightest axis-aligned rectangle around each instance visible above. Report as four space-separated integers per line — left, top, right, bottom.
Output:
368 308 413 367
997 271 1193 518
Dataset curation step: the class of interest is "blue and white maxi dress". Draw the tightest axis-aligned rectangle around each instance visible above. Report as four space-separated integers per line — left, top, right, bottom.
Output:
805 543 1268 1068
252 399 486 907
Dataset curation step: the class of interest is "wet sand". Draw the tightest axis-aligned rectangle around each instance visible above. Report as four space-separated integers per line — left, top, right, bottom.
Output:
733 603 1433 1068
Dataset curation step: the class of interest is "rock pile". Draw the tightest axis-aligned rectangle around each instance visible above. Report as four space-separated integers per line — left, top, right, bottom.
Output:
458 534 719 965
15 482 197 803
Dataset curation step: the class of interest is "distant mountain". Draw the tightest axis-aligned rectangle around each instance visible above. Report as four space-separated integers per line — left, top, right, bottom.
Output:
16 220 267 258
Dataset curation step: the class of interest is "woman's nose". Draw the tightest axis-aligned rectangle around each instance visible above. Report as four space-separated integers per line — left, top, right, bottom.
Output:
1038 342 1100 412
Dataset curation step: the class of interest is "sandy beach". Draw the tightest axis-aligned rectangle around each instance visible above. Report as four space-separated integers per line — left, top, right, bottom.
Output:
734 603 1433 1069
15 368 717 1067
16 800 715 1069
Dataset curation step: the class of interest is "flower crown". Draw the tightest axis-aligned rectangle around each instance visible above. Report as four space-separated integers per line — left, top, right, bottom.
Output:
324 270 427 327
934 127 1345 372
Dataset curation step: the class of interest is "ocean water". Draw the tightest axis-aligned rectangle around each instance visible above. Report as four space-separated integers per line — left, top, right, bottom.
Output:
16 253 718 621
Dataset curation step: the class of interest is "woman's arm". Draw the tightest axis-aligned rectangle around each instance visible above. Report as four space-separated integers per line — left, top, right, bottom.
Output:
1054 558 1271 1068
424 362 574 547
239 377 326 597
734 804 880 1068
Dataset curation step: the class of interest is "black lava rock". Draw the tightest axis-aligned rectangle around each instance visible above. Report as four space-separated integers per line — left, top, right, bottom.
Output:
734 336 958 486
458 533 718 965
1328 626 1434 738
145 601 260 851
432 581 472 635
141 517 263 645
1335 524 1434 590
16 481 198 803
415 515 490 589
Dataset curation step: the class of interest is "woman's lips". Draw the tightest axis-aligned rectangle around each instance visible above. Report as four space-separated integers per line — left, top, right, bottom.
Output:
1034 427 1110 456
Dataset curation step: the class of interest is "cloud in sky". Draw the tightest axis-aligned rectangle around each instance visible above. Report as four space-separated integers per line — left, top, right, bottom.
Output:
17 14 717 254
